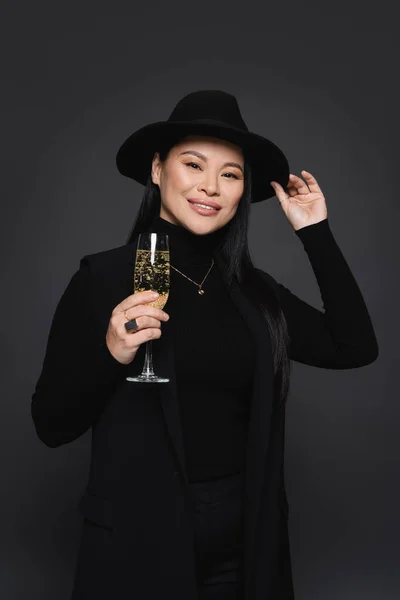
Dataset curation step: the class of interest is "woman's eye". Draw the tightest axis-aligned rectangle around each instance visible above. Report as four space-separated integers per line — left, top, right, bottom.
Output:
186 162 239 179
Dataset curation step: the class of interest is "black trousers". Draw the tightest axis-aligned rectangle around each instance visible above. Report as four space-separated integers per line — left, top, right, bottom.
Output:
187 470 245 600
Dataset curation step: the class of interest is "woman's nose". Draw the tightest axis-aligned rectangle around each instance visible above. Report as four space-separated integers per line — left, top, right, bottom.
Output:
198 173 220 196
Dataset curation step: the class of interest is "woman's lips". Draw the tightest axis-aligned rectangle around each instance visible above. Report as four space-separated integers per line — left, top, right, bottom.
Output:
187 200 220 216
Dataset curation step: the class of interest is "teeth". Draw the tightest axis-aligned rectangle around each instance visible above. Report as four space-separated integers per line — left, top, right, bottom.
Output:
193 203 216 210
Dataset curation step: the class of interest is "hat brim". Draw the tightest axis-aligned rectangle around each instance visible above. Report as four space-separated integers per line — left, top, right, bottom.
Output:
116 120 290 203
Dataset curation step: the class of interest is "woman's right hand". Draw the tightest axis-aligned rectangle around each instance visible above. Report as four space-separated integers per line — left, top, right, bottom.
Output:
105 291 170 365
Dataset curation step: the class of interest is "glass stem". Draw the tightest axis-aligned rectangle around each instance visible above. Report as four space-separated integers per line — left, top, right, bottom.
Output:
141 340 155 376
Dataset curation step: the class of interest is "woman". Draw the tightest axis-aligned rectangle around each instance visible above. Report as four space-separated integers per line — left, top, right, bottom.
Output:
31 90 379 600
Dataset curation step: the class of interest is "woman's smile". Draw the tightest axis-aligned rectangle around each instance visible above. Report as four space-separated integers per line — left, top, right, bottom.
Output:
187 198 221 216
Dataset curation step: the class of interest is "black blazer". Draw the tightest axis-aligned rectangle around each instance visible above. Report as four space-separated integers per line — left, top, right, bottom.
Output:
31 218 378 600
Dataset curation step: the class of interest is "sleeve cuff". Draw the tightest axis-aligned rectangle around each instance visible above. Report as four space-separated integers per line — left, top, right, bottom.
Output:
294 218 334 247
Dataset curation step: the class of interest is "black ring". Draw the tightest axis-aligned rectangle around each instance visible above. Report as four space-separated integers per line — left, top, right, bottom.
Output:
125 318 139 332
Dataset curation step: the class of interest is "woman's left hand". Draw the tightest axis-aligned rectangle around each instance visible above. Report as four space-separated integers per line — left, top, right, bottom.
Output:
270 170 328 231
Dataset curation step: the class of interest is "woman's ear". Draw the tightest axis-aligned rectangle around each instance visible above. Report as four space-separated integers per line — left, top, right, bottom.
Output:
151 152 161 186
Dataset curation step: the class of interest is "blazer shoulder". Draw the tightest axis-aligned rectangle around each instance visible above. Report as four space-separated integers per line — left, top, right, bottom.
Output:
254 267 280 297
79 243 135 274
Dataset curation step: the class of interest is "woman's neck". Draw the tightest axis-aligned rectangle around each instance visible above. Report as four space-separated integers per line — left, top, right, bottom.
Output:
147 214 228 265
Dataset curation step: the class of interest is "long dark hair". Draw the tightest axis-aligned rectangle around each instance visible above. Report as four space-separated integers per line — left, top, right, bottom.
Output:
125 139 291 411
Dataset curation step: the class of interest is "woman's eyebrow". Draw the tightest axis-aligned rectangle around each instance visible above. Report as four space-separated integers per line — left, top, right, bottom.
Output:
178 150 243 173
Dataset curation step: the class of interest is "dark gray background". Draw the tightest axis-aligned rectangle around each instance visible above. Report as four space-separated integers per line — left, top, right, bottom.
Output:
2 2 398 598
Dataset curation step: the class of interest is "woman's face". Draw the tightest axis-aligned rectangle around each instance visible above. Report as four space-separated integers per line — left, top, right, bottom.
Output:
151 135 245 235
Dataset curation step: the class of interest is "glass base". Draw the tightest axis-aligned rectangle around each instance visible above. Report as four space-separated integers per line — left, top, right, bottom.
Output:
126 374 170 383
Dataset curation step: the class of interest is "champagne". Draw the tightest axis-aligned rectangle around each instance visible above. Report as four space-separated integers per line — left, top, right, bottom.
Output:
134 249 170 309
127 232 170 383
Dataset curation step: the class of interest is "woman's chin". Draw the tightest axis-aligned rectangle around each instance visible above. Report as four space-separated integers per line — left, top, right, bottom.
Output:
182 214 223 235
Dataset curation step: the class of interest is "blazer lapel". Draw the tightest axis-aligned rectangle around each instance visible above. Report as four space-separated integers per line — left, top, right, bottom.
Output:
214 252 276 569
151 318 190 486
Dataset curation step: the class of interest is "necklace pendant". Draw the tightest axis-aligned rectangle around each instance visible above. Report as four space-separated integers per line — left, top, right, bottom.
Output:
198 288 205 295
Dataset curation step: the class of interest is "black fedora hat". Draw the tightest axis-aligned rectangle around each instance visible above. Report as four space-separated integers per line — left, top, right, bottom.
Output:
116 89 290 203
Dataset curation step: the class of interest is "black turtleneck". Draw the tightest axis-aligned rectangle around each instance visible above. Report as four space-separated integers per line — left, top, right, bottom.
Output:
148 215 256 482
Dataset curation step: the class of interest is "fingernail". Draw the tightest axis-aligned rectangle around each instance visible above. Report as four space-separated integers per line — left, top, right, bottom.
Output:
151 292 159 298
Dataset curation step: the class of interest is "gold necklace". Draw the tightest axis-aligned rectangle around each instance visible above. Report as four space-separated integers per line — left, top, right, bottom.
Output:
170 259 214 295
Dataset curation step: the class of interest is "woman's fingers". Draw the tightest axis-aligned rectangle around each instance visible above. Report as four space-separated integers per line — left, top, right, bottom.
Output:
122 324 162 343
116 290 159 313
122 314 164 334
284 170 323 198
114 291 169 322
123 303 170 323
299 170 323 194
288 174 307 195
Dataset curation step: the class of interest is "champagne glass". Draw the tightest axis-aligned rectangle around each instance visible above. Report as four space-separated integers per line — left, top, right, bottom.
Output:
126 232 170 383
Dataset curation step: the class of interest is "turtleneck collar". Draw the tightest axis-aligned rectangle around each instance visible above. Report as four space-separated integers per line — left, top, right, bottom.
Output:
148 214 228 265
